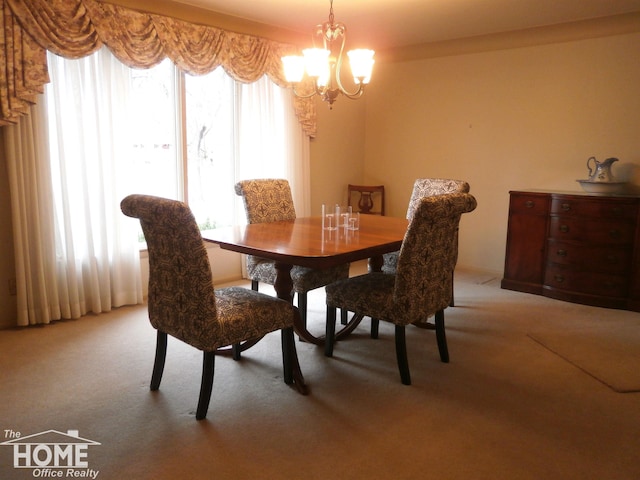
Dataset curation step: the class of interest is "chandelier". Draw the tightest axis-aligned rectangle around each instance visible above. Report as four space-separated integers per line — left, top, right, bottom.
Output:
281 0 375 109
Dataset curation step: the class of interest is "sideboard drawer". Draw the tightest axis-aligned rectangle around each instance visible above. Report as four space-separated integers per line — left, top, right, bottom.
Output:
548 217 635 245
550 197 638 220
546 239 632 274
509 193 550 215
544 264 629 298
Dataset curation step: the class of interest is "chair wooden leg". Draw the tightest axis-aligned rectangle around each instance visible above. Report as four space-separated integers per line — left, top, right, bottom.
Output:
340 308 348 325
281 327 295 384
434 309 449 363
251 280 259 291
232 343 241 361
297 292 308 327
371 318 379 339
325 306 337 357
150 331 167 391
395 325 411 385
196 351 215 420
449 273 455 307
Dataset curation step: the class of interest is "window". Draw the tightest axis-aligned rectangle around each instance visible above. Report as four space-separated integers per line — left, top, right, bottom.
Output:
129 58 180 202
184 67 236 229
184 69 297 229
46 47 303 241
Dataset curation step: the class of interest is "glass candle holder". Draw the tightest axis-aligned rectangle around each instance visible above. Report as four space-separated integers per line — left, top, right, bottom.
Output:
347 212 360 231
322 204 337 230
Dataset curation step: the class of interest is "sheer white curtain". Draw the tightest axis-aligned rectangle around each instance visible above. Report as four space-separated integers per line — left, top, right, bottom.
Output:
235 76 311 216
5 48 143 326
5 101 59 325
4 49 310 326
283 90 311 216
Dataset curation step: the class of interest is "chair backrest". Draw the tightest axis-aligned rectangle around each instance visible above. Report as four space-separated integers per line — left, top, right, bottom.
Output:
235 179 296 224
406 178 470 219
120 194 221 351
393 193 477 321
348 184 385 215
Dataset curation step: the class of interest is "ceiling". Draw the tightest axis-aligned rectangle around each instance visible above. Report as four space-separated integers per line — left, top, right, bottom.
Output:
168 0 640 50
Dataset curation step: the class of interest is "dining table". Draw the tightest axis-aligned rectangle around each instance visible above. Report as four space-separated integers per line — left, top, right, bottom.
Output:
202 214 408 392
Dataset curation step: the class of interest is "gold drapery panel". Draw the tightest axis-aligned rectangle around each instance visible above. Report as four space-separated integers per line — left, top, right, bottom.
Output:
1 0 316 136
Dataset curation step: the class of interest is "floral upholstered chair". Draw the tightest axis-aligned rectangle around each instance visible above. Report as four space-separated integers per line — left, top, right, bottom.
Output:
325 193 477 385
121 194 305 420
382 177 470 308
235 179 350 328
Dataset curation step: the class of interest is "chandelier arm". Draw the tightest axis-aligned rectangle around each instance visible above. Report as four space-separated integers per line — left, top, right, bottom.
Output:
333 26 347 95
332 24 366 98
340 86 366 100
291 83 322 99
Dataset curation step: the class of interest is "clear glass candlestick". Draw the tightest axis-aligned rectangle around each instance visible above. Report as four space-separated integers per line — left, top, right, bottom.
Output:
347 212 360 230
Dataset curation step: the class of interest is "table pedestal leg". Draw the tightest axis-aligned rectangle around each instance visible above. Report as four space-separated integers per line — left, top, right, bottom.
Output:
274 262 325 346
274 261 294 303
273 258 382 348
274 261 308 394
368 254 383 273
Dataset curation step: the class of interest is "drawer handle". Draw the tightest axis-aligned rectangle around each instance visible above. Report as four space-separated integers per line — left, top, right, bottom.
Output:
525 200 535 208
557 249 567 257
609 230 621 239
554 274 565 283
561 203 571 212
559 224 569 233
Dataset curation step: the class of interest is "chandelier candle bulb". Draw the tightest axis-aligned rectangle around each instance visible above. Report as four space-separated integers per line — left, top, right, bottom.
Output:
281 56 305 83
303 48 330 78
347 49 375 83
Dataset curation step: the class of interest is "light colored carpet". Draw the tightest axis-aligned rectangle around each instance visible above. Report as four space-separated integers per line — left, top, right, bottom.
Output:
528 319 640 393
1 265 639 480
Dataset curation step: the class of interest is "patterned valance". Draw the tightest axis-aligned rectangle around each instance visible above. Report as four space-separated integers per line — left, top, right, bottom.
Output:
0 0 316 136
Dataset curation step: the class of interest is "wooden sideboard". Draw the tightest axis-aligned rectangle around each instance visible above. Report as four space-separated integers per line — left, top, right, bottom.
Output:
501 190 640 311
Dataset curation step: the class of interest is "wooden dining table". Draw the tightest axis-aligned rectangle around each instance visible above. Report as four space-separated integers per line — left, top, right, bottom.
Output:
202 214 408 392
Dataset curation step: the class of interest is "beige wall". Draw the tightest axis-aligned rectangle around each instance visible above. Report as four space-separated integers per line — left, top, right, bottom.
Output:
356 32 640 274
309 99 367 214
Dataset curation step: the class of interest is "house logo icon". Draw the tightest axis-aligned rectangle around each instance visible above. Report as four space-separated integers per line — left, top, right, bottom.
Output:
1 429 100 475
